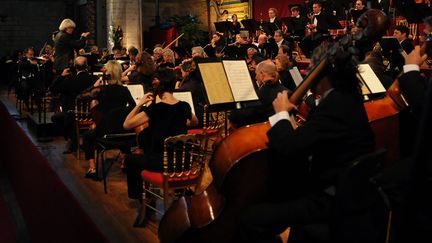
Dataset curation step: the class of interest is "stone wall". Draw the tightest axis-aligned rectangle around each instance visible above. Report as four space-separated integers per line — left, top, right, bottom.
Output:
106 0 142 51
0 0 69 56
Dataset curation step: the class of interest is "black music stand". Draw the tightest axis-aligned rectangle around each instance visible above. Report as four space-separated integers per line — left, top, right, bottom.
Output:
327 15 343 29
260 21 278 35
215 21 234 38
379 36 404 76
241 19 258 34
281 17 295 32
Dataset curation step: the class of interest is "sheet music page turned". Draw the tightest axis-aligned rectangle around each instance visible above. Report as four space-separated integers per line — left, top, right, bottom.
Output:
198 62 235 104
358 64 386 94
222 60 259 102
125 84 145 103
173 91 195 115
289 67 304 87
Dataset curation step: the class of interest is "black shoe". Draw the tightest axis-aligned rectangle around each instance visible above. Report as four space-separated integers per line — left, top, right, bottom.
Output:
84 168 97 179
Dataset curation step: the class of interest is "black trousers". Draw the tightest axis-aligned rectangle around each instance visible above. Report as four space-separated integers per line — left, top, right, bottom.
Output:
51 111 76 148
236 193 333 243
125 153 163 199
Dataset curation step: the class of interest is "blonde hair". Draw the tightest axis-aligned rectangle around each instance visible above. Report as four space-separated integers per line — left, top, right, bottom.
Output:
162 48 175 64
105 60 123 85
59 18 76 31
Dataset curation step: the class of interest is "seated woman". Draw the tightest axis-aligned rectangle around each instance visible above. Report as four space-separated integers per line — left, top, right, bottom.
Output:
229 60 287 128
175 58 205 127
80 60 136 179
121 51 155 92
275 55 297 91
123 68 198 200
158 48 175 69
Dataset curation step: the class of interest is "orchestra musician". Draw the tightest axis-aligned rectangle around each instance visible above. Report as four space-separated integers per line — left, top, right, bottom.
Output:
268 8 283 31
121 51 155 92
230 14 241 38
16 47 42 108
290 6 308 40
275 55 296 91
50 56 97 154
122 68 198 201
152 47 164 66
393 25 414 55
80 60 136 179
158 48 176 69
229 60 288 128
176 58 206 126
53 18 90 74
237 43 375 242
204 32 225 58
350 0 367 24
300 2 331 57
191 46 208 58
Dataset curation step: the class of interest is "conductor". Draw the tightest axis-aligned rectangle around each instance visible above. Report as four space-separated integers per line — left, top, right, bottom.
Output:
53 18 90 73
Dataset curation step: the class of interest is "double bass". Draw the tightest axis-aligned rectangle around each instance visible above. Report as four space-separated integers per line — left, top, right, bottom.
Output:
159 9 392 243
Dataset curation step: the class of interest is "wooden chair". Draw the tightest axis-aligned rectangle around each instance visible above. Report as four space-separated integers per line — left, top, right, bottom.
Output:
136 134 206 225
74 98 94 159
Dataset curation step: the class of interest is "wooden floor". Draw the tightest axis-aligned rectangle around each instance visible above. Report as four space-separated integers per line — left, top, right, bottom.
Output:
0 87 160 243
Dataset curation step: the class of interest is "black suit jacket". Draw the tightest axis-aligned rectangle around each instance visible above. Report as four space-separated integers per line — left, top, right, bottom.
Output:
291 16 308 39
51 71 96 111
400 39 414 55
229 82 287 127
53 32 87 72
267 90 375 189
313 13 330 34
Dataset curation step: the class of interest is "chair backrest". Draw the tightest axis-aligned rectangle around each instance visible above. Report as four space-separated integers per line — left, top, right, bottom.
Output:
74 98 93 122
163 134 206 179
332 149 388 243
203 105 227 131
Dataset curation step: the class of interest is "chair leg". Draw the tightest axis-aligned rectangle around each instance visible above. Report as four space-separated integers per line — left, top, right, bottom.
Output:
101 149 108 193
76 124 80 159
134 182 149 227
163 188 170 210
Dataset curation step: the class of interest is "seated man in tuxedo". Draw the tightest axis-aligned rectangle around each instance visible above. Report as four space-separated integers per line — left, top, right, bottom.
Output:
51 56 97 153
237 43 376 242
393 25 414 55
229 60 287 128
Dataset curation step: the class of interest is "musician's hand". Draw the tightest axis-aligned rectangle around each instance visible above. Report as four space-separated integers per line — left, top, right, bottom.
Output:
273 90 295 113
61 68 71 76
405 45 427 66
30 59 38 65
138 93 154 106
81 32 90 38
93 77 103 87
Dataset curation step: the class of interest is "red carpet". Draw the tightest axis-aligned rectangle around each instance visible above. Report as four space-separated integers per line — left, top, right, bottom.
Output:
0 101 109 243
0 194 17 243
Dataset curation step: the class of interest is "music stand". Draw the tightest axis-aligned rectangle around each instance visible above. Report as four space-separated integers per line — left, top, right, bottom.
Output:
215 21 234 36
379 36 404 76
241 19 258 34
281 17 295 31
327 15 343 29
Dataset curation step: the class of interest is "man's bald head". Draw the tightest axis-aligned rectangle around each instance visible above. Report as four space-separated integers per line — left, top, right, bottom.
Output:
255 60 279 85
74 56 88 71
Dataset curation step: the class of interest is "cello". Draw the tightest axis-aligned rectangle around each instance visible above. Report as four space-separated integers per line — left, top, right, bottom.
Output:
159 9 391 243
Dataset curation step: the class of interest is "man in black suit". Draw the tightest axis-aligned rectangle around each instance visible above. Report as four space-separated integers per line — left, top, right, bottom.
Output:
268 8 283 31
237 44 375 242
51 56 97 153
300 2 331 57
229 60 287 128
290 6 308 39
53 19 90 73
394 25 414 55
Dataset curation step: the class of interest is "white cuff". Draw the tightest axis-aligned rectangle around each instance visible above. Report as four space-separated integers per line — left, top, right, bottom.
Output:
403 64 420 73
269 111 290 127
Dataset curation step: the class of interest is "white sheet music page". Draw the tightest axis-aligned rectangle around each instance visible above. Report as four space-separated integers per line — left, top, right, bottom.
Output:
358 64 386 94
289 67 304 87
222 60 259 102
125 84 145 103
173 91 196 115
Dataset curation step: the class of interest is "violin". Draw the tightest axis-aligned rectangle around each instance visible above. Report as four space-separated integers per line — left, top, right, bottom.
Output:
158 9 390 243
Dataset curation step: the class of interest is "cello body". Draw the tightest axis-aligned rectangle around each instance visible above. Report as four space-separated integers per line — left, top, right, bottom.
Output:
159 123 271 243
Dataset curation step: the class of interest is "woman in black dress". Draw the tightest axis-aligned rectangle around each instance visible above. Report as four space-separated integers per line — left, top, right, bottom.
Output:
123 68 198 199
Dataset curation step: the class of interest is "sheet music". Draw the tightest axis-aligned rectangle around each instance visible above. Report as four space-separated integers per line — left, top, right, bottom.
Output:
289 67 304 87
125 84 145 103
358 64 386 94
173 91 195 115
198 62 235 104
222 60 258 102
